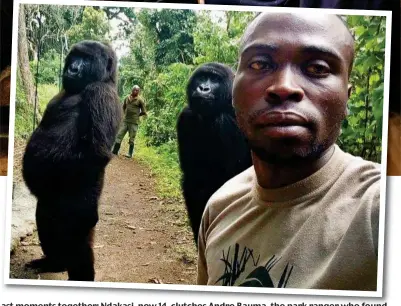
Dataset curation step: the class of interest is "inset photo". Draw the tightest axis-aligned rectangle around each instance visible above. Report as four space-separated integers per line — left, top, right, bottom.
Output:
5 0 392 298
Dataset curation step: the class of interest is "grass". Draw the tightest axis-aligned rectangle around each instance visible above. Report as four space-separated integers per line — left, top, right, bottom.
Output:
15 83 59 139
15 101 35 140
37 83 59 113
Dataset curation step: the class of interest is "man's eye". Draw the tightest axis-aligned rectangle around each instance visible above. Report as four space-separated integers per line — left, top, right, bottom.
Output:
249 61 271 71
305 63 331 76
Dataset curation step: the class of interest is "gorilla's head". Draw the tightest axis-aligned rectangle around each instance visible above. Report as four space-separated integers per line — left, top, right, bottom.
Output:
62 40 117 94
187 62 235 117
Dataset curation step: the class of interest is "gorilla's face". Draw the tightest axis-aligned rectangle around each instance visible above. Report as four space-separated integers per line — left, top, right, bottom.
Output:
62 41 116 94
187 63 235 116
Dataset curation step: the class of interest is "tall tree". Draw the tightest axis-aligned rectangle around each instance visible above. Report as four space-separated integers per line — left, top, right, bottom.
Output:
138 9 197 68
24 5 83 61
18 5 35 106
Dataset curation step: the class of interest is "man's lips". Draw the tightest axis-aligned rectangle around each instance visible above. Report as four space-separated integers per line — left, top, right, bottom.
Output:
251 111 311 138
252 111 309 127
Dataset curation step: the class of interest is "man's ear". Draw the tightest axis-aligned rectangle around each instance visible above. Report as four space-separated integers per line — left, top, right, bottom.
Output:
343 84 353 118
348 84 352 98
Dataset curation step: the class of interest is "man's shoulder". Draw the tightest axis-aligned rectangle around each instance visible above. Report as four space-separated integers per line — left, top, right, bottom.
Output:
338 150 382 255
337 149 382 211
340 149 381 184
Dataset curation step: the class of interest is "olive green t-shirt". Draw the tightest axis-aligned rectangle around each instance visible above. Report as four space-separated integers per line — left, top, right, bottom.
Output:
123 95 146 124
198 145 381 291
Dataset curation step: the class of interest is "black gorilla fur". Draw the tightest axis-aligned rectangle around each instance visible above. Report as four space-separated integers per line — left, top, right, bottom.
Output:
22 40 122 281
177 62 252 245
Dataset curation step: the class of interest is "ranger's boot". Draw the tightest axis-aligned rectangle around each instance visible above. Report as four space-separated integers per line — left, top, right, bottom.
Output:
125 144 134 158
112 143 121 155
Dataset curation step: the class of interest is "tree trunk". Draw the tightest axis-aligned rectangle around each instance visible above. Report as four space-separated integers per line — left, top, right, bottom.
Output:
28 40 38 62
226 12 231 34
17 5 35 105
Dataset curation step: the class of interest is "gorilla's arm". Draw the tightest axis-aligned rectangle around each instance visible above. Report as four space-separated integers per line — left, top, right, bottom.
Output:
177 107 221 201
215 113 252 178
177 107 212 241
23 83 122 197
177 107 204 180
81 82 122 164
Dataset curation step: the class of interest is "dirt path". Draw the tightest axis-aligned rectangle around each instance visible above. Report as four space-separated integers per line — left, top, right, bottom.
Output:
9 154 197 285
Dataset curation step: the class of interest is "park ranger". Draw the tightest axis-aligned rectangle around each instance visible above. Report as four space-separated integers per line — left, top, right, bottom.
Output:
112 85 147 158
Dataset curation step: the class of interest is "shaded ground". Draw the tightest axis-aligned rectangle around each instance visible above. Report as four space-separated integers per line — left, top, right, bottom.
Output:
9 154 197 285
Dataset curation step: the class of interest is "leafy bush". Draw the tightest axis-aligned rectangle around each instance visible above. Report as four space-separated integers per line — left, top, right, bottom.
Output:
337 16 385 163
134 130 182 200
15 79 59 139
15 99 35 140
30 49 63 86
141 63 193 146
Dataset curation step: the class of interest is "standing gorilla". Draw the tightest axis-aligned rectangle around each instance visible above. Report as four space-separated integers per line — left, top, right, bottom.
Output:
22 40 122 281
177 63 252 245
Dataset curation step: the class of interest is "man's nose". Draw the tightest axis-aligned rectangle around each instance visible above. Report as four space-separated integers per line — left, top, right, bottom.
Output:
265 66 304 104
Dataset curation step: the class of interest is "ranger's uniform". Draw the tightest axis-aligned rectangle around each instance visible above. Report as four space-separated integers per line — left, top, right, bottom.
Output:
116 95 146 144
113 94 147 158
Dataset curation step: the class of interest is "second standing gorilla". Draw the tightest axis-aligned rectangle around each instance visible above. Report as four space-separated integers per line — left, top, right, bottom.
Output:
177 63 252 245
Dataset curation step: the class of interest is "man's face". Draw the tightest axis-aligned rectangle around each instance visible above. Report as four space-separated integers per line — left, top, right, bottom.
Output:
132 88 139 96
233 13 354 164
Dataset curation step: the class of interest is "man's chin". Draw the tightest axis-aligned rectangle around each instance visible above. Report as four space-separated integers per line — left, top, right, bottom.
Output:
250 143 326 166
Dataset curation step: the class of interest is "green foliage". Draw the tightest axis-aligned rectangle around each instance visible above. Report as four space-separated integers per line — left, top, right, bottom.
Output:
37 84 59 112
134 131 182 200
337 15 386 162
226 11 256 38
193 12 238 66
193 11 256 67
141 63 193 146
24 5 84 60
67 7 111 46
15 76 59 138
15 71 35 139
30 49 63 86
15 69 28 105
137 9 197 67
117 37 155 97
15 102 35 140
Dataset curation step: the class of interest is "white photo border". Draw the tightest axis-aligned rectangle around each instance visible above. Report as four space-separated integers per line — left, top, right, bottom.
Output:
3 0 392 299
